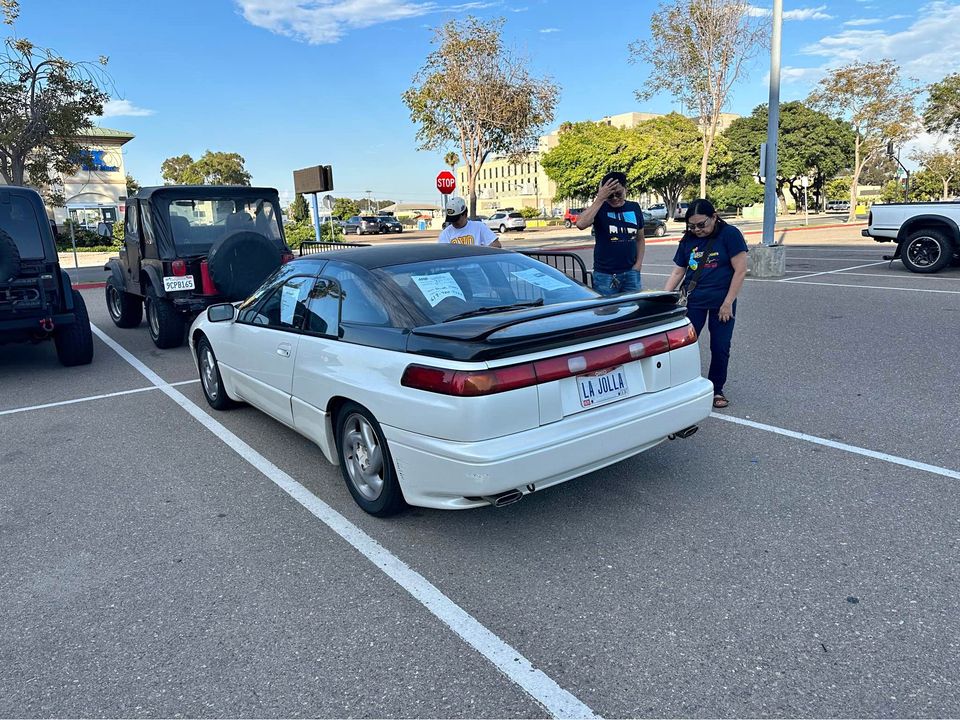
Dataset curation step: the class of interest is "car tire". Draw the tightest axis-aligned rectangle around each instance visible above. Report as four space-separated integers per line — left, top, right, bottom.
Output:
655 224 666 237
196 336 239 410
355 227 362 236
0 228 22 282
105 278 143 328
208 230 283 300
499 224 507 233
336 402 406 517
54 290 94 367
564 220 572 229
901 228 954 274
145 285 185 348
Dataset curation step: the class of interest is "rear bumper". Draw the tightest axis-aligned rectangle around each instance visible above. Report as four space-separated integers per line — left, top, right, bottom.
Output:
382 376 714 509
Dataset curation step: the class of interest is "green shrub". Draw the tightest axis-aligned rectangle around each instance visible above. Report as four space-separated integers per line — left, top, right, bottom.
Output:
518 207 540 219
283 221 343 249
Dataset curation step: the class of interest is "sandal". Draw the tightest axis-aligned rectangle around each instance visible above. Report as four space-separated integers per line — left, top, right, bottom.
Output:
712 394 729 409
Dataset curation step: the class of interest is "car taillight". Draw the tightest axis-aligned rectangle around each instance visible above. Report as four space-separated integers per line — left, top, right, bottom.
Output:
402 322 695 396
171 259 187 276
200 260 218 295
281 252 295 264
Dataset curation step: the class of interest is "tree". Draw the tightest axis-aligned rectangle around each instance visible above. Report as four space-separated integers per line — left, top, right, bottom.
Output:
2 0 18 25
160 150 251 185
923 73 960 137
0 38 109 201
723 101 855 211
910 145 960 200
332 197 360 220
290 192 310 223
444 151 459 172
825 177 851 200
541 121 641 203
403 16 559 216
808 60 918 221
630 0 765 197
125 173 140 195
709 177 764 213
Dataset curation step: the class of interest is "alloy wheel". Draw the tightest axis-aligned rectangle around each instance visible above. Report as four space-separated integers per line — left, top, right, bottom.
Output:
199 345 220 401
907 236 941 268
108 285 122 320
340 413 385 501
146 298 159 338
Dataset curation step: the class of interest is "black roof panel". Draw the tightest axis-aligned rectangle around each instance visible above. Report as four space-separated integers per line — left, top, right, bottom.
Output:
132 186 281 201
291 243 507 270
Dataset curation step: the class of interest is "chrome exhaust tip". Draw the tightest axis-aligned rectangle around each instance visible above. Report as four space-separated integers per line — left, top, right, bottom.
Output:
668 425 699 440
482 489 524 507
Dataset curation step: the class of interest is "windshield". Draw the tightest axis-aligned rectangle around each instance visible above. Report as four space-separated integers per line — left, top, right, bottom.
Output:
164 196 283 255
0 194 45 259
376 253 596 324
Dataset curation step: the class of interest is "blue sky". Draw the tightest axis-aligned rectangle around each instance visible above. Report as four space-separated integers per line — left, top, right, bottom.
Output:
9 0 959 205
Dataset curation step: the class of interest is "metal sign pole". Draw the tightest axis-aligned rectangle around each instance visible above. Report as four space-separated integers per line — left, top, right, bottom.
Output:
761 0 782 246
310 193 321 242
69 218 79 269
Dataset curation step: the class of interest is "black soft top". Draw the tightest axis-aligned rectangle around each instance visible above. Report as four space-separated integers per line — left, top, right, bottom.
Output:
299 243 506 270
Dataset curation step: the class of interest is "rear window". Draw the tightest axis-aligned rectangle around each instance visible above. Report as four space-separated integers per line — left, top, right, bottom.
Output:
508 212 522 218
377 253 596 324
0 195 45 259
360 216 379 222
164 196 283 255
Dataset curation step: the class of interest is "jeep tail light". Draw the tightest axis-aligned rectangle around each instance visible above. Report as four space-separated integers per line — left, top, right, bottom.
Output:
200 260 218 295
402 322 696 396
281 252 295 264
171 259 187 276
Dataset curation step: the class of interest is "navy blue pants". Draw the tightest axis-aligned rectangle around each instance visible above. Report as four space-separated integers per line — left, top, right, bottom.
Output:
686 304 736 395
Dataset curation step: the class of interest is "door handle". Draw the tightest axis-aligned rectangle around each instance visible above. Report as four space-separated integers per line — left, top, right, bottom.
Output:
276 343 291 358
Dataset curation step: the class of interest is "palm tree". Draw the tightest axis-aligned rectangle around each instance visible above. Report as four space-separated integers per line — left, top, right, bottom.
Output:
444 151 459 173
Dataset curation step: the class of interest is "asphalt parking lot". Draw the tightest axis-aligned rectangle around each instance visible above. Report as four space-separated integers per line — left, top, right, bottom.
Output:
2 240 959 718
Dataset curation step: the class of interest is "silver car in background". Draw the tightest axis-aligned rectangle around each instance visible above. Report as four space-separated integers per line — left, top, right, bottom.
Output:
484 211 526 233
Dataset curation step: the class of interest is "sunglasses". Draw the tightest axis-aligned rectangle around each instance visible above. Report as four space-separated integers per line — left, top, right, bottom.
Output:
686 218 712 231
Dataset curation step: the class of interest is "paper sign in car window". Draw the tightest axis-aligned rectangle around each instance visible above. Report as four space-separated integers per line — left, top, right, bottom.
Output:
280 283 300 325
411 273 466 307
511 268 570 291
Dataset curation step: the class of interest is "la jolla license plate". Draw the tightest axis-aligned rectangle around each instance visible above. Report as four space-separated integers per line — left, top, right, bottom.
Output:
577 365 628 408
163 276 195 292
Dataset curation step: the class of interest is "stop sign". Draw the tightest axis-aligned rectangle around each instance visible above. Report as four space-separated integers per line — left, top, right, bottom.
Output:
436 170 456 195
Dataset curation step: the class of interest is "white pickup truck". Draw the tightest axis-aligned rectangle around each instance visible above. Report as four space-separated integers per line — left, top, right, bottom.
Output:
862 202 960 273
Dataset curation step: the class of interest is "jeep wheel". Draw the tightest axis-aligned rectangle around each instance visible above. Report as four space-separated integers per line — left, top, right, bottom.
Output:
145 286 185 348
207 230 283 301
197 337 238 410
564 219 572 229
902 228 953 274
105 278 143 328
0 228 21 282
54 290 94 366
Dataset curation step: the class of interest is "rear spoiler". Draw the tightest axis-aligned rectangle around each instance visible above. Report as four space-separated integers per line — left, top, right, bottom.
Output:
410 291 684 342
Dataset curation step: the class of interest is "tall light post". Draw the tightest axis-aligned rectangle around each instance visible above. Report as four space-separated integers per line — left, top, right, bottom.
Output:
761 0 782 246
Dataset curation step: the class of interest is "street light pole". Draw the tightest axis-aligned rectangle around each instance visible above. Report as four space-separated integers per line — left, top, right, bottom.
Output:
761 0 782 246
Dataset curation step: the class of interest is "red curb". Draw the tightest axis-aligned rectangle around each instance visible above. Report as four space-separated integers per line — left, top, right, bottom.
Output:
74 282 106 290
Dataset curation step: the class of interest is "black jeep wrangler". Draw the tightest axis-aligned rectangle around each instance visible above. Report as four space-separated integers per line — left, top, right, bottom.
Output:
105 186 293 348
0 186 94 366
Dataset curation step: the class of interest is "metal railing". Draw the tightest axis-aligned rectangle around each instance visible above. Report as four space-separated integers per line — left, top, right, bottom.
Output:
518 250 592 287
299 240 371 256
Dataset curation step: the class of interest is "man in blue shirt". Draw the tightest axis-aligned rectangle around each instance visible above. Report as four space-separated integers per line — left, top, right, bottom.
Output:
575 171 645 295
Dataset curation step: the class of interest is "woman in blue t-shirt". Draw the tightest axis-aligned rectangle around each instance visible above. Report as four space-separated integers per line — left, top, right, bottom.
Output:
664 199 748 409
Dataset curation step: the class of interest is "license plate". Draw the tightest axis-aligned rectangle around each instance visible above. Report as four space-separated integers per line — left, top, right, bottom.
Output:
577 365 628 408
163 276 195 292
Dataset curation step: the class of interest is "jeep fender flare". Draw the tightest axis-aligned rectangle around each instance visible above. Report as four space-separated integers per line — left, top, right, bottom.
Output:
59 269 75 310
897 215 960 252
142 265 167 298
104 258 125 290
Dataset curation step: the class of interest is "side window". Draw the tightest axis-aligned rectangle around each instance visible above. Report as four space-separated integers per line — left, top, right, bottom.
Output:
324 265 390 326
238 276 313 330
125 202 139 238
303 278 341 336
140 203 156 246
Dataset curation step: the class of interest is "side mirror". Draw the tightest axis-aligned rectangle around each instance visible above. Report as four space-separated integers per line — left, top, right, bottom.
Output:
207 303 235 323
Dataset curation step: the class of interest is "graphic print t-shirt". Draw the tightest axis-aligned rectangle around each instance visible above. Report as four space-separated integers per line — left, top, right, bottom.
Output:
592 201 644 273
672 222 749 309
438 220 498 246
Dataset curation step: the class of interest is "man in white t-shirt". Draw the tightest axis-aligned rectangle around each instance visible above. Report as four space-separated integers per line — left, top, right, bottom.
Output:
437 197 502 247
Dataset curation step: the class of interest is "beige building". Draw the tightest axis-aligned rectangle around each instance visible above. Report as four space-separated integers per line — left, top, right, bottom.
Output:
455 111 740 216
56 127 135 230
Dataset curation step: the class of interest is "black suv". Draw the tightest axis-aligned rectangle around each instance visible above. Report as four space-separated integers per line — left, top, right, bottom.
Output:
105 186 293 348
0 186 93 366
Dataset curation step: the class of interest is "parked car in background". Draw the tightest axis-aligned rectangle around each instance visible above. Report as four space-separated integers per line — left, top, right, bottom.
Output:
826 200 851 212
590 211 668 238
188 244 712 516
673 203 689 221
484 211 526 233
863 201 960 273
377 216 403 234
563 208 584 228
343 216 383 235
648 204 667 220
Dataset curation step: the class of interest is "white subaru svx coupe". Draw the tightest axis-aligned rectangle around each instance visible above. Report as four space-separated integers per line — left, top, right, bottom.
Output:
189 244 713 516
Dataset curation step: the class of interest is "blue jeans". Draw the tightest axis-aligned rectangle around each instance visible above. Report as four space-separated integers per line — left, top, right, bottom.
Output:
593 269 641 296
686 303 736 395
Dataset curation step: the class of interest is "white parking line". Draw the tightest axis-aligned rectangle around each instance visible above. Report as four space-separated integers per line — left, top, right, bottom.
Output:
711 413 960 481
0 380 199 417
89 324 597 720
781 261 888 282
771 279 960 295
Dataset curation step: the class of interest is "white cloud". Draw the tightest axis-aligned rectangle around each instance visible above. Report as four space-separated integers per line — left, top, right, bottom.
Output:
510 5 529 11
781 65 826 84
749 4 832 20
98 99 155 118
539 27 559 33
236 0 498 44
803 2 960 83
843 13 908 26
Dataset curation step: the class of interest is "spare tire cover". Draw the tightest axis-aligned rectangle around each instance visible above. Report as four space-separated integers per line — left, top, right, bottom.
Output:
0 228 22 283
207 230 282 300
